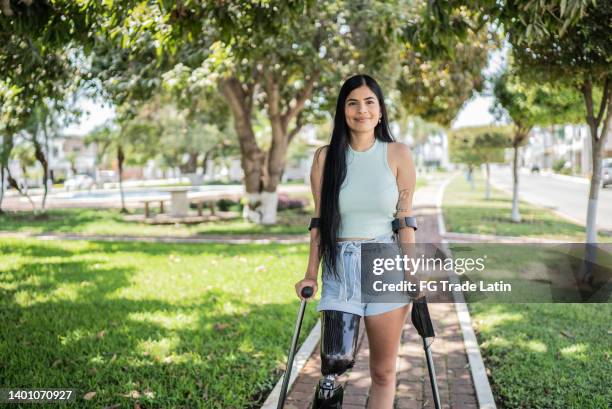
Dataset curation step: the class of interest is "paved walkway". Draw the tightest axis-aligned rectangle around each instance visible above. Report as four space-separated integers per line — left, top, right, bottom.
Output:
283 180 481 409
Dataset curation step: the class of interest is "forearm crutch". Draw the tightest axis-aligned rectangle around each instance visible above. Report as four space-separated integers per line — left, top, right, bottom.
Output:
411 297 441 409
277 286 314 409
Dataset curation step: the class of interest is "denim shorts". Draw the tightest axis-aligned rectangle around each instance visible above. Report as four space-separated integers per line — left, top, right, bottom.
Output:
317 232 411 317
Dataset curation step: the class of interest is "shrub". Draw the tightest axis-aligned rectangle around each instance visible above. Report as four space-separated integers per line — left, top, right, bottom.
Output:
216 198 241 211
277 193 308 211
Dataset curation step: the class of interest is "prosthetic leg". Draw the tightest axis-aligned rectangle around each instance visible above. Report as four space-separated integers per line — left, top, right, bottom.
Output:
313 310 361 409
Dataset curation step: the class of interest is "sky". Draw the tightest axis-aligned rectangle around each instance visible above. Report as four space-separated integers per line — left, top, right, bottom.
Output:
450 43 508 129
62 98 115 136
63 44 509 136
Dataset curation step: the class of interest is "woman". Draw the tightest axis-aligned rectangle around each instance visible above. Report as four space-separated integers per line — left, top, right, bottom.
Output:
294 74 418 409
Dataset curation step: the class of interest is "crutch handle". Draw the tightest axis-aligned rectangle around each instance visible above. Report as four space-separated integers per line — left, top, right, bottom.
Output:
301 286 314 298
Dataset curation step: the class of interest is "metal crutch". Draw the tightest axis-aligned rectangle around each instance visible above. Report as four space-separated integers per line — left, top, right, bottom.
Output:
277 286 314 409
411 297 441 409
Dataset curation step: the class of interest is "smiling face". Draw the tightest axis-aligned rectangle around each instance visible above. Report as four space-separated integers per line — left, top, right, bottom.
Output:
344 85 382 137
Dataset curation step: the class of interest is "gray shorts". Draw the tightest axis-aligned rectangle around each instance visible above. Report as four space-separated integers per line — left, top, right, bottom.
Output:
317 232 411 317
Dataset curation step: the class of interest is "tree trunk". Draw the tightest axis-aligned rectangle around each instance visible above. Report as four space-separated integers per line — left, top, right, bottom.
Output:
485 162 491 200
219 70 317 224
0 134 14 214
32 138 49 210
0 166 5 214
186 152 198 173
219 77 266 223
511 143 521 223
117 144 127 213
582 78 611 243
201 150 212 177
6 167 36 213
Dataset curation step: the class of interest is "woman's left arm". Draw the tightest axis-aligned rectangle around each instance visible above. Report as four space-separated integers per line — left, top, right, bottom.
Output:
392 143 416 244
391 143 422 298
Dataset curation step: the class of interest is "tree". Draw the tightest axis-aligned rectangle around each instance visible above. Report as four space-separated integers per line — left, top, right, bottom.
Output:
8 139 37 211
450 125 511 199
84 123 130 213
116 0 417 224
492 68 584 222
416 0 611 240
1 2 88 212
504 0 612 242
0 79 23 213
397 27 494 127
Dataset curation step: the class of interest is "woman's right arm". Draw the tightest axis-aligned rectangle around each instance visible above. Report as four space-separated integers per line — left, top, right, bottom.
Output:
295 146 327 300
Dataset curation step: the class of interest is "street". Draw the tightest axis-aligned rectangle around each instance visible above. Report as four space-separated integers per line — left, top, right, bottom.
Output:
490 165 612 231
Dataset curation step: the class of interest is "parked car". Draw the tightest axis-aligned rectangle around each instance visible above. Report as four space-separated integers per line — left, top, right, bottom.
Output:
602 159 612 188
64 174 94 191
530 164 540 173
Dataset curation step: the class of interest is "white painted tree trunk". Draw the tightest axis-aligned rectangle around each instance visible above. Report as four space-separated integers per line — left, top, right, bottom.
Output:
0 167 5 213
485 162 491 200
260 191 279 225
586 198 598 243
511 145 521 223
243 192 262 224
586 135 603 243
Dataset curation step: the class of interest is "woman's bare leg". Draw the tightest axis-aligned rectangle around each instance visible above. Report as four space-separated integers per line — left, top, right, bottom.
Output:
364 304 410 409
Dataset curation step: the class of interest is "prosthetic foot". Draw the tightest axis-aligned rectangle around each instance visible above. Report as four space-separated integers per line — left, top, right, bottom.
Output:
313 310 361 409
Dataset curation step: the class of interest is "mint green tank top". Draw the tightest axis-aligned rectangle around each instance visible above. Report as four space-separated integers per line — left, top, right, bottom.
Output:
338 138 399 238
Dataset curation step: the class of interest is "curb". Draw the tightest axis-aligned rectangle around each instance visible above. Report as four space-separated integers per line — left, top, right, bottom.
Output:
541 171 589 185
436 174 498 409
260 319 321 409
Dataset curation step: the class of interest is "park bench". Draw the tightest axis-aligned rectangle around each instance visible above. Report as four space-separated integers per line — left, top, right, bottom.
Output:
140 199 167 218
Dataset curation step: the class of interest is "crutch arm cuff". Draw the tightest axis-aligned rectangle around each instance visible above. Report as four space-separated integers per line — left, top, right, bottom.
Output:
308 217 321 231
392 216 418 233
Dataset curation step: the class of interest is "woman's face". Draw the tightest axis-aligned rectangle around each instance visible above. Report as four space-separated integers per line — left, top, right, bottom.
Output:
344 85 381 136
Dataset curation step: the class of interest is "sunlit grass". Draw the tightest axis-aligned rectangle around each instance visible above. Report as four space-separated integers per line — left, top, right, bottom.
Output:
469 303 611 408
0 238 319 408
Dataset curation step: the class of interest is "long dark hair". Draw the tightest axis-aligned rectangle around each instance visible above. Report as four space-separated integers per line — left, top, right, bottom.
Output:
318 74 395 277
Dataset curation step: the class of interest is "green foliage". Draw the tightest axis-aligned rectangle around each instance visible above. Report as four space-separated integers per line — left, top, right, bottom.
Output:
492 69 585 134
504 0 611 85
449 125 511 166
398 27 495 126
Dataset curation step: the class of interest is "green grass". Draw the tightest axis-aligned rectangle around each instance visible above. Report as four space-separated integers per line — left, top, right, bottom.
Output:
469 303 611 408
0 208 312 237
443 172 612 242
443 171 612 408
0 238 319 408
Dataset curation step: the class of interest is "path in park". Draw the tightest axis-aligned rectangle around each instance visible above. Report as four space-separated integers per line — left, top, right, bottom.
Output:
282 178 482 409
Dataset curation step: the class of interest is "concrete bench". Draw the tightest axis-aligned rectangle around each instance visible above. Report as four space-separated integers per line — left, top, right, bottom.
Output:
140 199 167 218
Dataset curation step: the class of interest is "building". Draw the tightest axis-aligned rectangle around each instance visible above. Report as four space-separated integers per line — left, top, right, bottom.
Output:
524 123 612 175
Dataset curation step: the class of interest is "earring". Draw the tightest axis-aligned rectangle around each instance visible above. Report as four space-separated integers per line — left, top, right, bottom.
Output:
378 117 382 124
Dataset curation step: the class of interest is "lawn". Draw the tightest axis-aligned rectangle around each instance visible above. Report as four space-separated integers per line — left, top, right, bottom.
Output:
468 303 611 408
0 208 312 237
442 172 612 242
443 171 612 408
0 238 319 408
